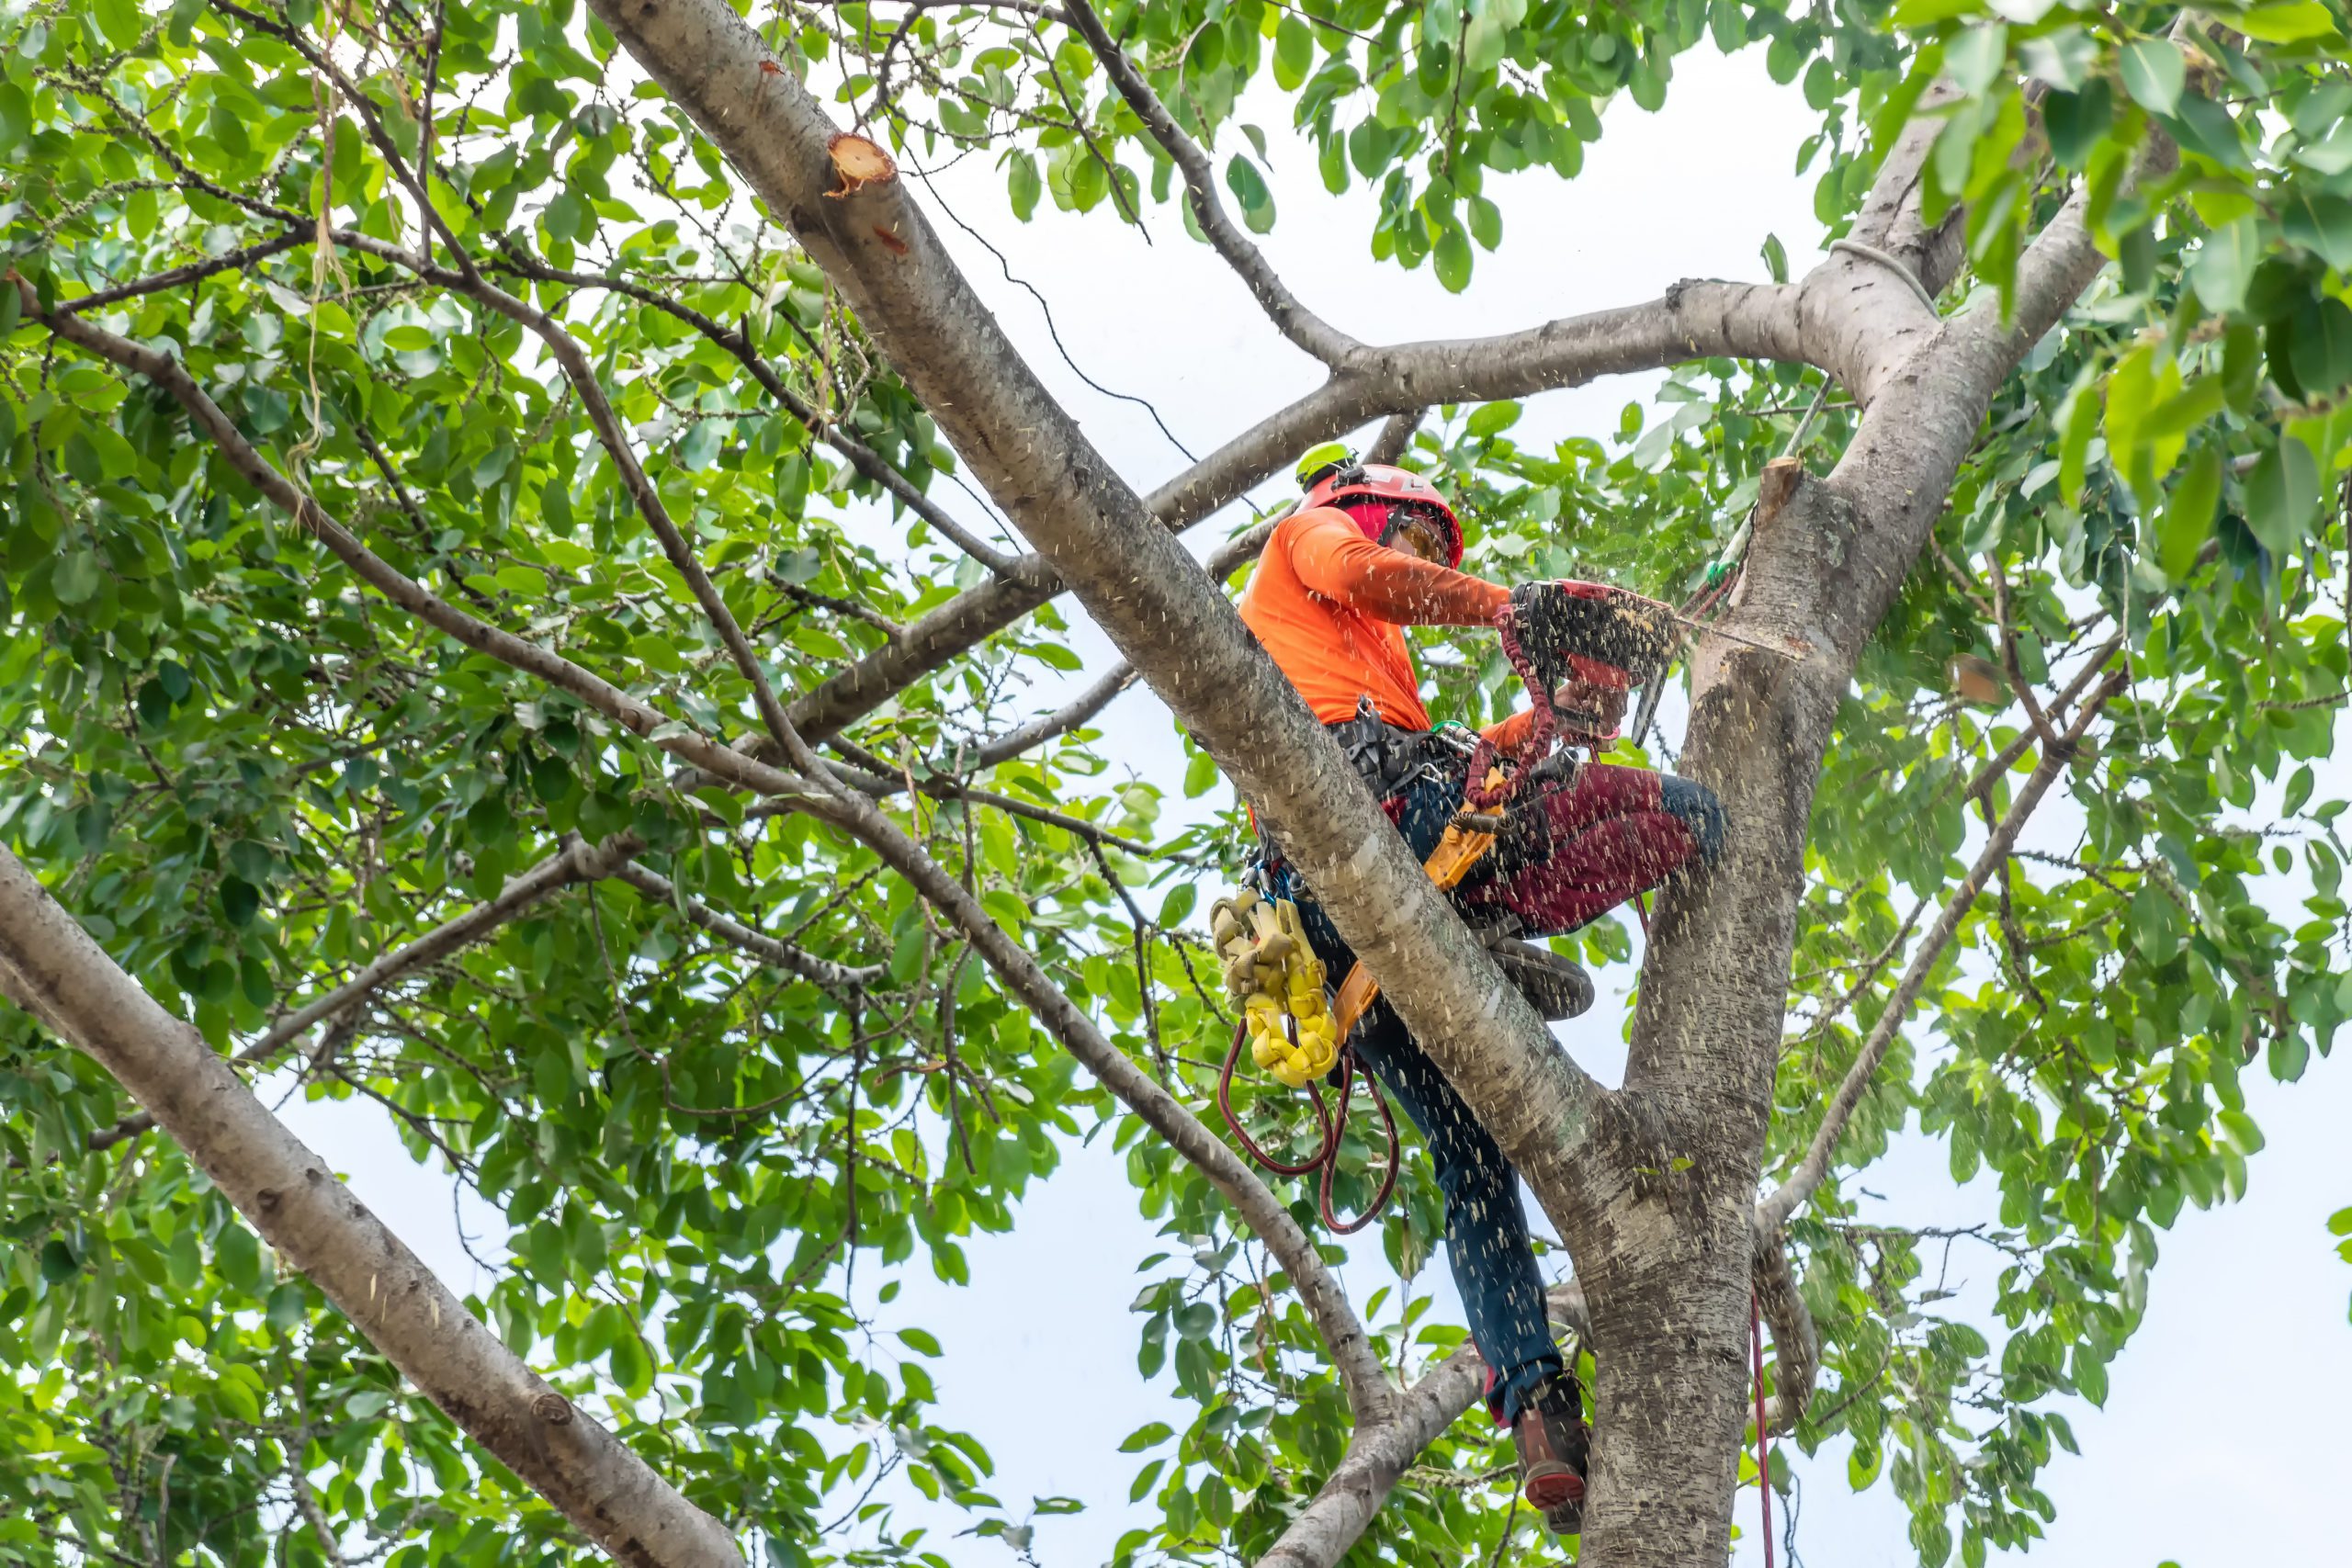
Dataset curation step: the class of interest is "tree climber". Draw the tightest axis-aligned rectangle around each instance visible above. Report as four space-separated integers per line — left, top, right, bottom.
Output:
1235 457 1724 1535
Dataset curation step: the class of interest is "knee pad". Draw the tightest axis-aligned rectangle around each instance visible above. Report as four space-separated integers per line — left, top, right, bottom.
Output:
1657 775 1725 867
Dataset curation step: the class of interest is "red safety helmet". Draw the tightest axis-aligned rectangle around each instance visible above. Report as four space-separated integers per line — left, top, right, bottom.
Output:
1299 457 1464 568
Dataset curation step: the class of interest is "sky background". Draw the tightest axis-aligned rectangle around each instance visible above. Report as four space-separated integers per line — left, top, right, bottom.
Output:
271 39 2352 1568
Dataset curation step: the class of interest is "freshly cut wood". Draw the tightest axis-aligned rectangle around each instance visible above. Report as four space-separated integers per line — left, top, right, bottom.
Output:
826 132 897 197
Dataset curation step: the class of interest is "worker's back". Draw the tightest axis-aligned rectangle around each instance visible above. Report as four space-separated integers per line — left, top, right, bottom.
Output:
1238 507 1431 732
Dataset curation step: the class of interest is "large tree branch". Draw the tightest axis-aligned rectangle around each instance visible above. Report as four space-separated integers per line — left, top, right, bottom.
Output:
0 845 745 1568
592 0 1621 1237
1365 408 1424 467
1751 1224 1816 1435
1059 0 1357 366
1756 660 2129 1230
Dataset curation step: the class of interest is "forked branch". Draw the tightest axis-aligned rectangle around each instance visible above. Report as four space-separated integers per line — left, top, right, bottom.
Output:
1061 0 1358 366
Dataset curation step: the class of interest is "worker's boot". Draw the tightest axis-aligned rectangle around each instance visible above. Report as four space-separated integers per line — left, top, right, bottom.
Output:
1511 1371 1590 1535
1486 936 1594 1021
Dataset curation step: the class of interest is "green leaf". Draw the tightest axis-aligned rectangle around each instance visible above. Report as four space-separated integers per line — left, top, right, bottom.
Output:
2244 437 2322 558
0 84 30 155
2237 1 2339 42
1274 17 1313 90
1157 883 1195 928
2169 95 2252 171
1224 157 1275 235
1007 152 1040 222
2190 219 2260 315
2042 83 2111 170
2218 1108 2266 1156
1466 400 1521 438
93 0 143 49
1117 1421 1172 1452
2280 194 2352 272
2057 371 2099 502
220 876 261 928
2158 446 2222 581
1176 747 1213 799
266 1283 307 1332
2074 1348 2109 1407
214 1375 262 1425
1760 231 1789 285
1468 194 1502 251
897 1326 943 1357
2285 762 2316 818
51 551 102 606
38 1239 76 1284
2140 376 2223 442
614 1334 653 1397
2120 40 2185 118
1432 220 1473 293
228 840 274 886
2289 297 2352 398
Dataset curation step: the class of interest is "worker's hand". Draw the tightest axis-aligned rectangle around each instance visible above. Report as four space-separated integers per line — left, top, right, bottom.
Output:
1504 581 1679 690
1554 677 1627 736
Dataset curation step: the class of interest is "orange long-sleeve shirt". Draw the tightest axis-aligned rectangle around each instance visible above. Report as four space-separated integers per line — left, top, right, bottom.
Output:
1238 506 1537 750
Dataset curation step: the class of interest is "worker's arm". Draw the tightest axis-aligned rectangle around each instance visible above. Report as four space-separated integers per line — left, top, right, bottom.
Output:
1480 706 1538 750
1480 680 1631 750
1282 507 1508 626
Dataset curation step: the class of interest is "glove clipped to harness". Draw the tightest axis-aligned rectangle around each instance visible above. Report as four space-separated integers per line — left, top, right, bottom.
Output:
1209 891 1338 1089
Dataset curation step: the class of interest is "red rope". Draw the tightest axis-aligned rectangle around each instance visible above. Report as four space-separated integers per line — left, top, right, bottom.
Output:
1751 1288 1775 1568
1467 605 1560 810
1218 1018 1399 1233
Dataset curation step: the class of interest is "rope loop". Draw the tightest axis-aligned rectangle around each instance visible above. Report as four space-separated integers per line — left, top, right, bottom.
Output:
1217 1018 1399 1233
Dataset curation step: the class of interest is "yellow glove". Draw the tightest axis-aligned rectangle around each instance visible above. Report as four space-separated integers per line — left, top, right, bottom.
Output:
1212 890 1338 1089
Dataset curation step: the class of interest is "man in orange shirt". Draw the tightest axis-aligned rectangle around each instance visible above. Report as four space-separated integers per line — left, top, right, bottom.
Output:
1238 457 1724 1536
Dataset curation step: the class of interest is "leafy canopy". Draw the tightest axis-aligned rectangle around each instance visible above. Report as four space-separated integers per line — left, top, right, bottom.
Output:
3 0 2350 1565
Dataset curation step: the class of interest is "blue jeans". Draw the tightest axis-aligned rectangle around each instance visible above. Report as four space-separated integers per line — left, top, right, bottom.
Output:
1266 857 1562 1424
1262 754 1723 1423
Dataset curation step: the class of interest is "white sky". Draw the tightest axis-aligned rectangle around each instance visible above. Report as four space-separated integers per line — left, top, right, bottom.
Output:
278 40 2352 1568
